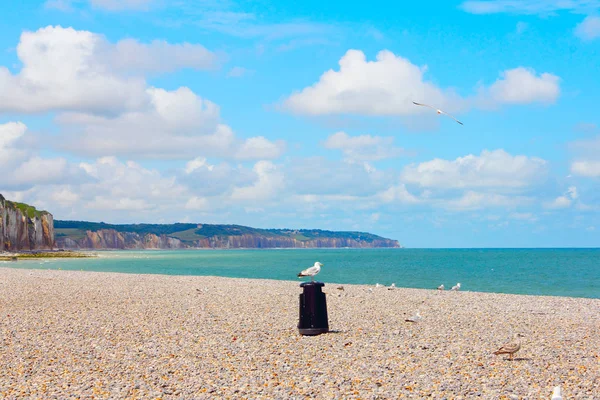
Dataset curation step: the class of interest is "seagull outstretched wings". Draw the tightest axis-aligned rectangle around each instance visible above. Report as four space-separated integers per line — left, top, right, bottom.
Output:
412 101 464 125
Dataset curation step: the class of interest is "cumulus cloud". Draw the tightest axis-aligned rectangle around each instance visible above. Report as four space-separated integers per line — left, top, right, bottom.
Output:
484 67 560 105
443 191 530 211
76 157 189 212
0 122 84 189
282 49 463 116
230 161 285 202
287 157 393 197
323 131 405 161
401 149 548 189
55 87 285 160
236 137 286 160
0 26 218 115
185 157 214 174
575 16 600 40
571 160 600 177
281 49 560 118
377 184 420 204
544 186 579 209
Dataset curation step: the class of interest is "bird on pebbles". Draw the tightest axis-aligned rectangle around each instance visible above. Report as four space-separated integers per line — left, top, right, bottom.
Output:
405 311 422 323
297 261 323 282
451 283 461 291
493 333 523 360
437 284 445 291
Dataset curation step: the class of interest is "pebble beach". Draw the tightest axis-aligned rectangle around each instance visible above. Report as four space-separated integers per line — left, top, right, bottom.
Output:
1 267 598 399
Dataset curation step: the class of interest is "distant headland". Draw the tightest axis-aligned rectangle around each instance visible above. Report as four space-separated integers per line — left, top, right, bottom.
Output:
1 194 401 251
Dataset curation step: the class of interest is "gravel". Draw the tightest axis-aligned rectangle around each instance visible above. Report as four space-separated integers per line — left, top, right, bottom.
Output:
1 267 598 399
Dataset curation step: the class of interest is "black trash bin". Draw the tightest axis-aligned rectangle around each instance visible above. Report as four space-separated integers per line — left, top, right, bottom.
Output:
298 281 329 335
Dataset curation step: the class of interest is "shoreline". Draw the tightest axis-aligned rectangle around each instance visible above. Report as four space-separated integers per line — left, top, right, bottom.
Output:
1 261 598 300
1 267 598 398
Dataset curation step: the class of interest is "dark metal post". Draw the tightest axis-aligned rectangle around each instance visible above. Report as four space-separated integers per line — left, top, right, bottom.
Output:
298 281 329 335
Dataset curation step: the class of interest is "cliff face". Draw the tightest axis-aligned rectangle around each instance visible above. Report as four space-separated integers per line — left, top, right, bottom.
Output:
55 229 185 250
55 229 400 249
193 234 399 249
0 194 55 251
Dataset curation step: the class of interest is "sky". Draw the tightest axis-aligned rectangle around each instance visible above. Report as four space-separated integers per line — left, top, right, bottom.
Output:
0 0 599 248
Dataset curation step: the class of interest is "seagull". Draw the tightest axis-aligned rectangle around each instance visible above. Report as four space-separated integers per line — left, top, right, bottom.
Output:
437 284 445 291
451 283 461 291
413 101 464 125
493 333 523 360
405 311 422 323
551 386 562 400
297 262 323 282
375 283 384 288
388 283 396 290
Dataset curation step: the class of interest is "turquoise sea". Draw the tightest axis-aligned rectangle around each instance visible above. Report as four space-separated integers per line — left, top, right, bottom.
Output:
3 248 599 299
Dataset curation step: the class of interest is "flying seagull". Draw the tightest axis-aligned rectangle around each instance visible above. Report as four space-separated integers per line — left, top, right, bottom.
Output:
493 333 523 360
413 102 464 125
297 262 323 281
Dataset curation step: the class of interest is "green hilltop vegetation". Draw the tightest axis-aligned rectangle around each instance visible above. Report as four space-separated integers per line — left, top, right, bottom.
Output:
0 194 49 219
54 220 394 245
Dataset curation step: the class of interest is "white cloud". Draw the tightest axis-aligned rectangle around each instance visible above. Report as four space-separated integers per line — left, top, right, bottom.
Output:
236 137 286 160
49 187 80 206
287 157 393 196
0 26 218 115
0 121 27 149
75 157 189 212
90 0 153 11
0 122 82 188
185 196 211 211
377 184 420 204
575 16 600 40
281 49 560 118
545 195 572 209
185 157 214 174
282 49 463 116
460 0 600 15
18 157 68 184
230 161 285 202
401 149 548 189
571 160 600 177
485 67 560 105
443 191 530 211
55 87 285 160
323 131 404 161
544 186 579 209
105 39 219 74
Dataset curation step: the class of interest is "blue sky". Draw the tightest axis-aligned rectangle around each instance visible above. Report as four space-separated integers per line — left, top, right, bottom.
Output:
1 0 599 247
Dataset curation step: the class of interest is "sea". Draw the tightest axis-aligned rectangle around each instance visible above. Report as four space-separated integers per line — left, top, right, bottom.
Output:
3 248 599 299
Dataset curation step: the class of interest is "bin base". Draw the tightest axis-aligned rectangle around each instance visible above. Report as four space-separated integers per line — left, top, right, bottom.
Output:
298 327 329 336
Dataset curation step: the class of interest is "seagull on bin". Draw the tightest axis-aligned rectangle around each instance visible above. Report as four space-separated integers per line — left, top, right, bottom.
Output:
297 262 323 282
412 101 464 125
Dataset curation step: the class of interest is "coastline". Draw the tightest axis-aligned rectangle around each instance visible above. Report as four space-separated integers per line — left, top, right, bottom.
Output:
1 267 598 398
0 250 94 261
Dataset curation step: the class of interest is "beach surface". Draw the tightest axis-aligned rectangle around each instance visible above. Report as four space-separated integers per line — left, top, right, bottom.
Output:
1 267 598 399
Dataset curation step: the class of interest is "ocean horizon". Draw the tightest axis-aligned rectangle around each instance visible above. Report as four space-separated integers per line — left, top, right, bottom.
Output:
3 248 598 299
